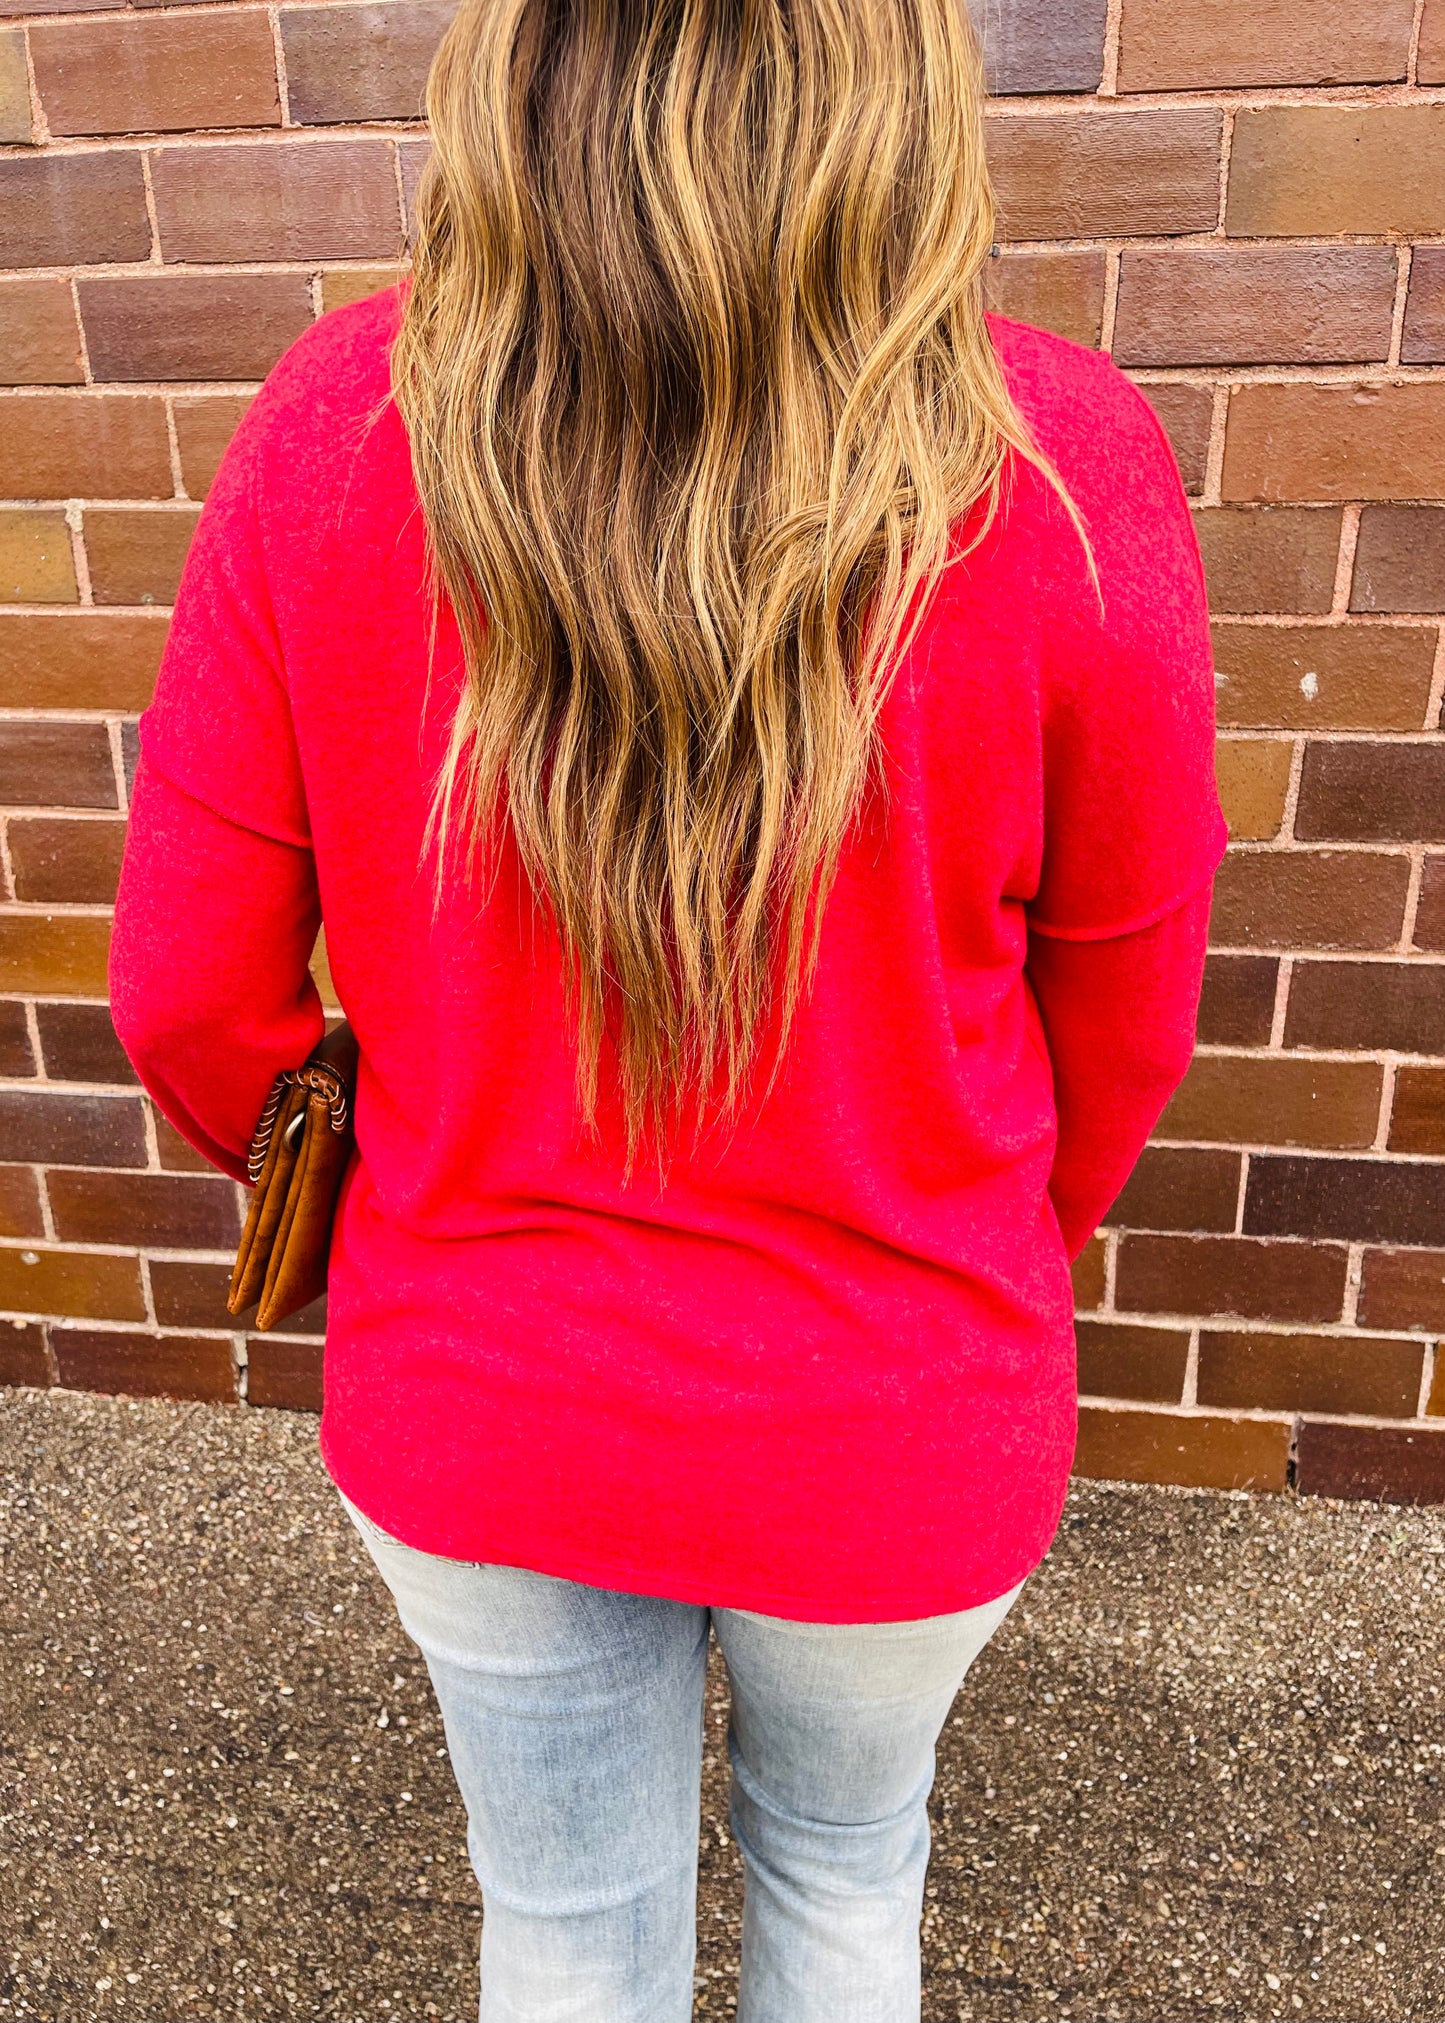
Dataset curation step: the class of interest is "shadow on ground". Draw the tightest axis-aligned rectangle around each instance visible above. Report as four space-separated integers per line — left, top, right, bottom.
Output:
1 1387 1442 2022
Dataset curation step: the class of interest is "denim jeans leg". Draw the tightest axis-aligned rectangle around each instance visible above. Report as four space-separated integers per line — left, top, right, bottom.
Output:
714 1581 1023 2023
338 1492 711 2023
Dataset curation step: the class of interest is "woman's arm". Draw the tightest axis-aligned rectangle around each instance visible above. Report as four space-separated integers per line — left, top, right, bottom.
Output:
109 756 327 1185
1025 880 1211 1261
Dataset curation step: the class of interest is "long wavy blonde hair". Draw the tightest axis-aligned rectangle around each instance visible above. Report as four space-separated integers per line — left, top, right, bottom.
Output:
393 0 1058 1158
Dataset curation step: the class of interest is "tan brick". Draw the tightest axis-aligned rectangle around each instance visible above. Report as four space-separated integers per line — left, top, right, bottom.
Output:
1196 507 1340 618
1158 1053 1382 1152
1075 1405 1291 1492
51 1325 237 1404
0 611 166 710
1390 1067 1445 1156
0 25 32 144
0 914 110 995
0 1003 33 1076
1210 851 1411 952
281 0 452 125
30 9 279 137
78 272 313 386
82 507 197 607
987 108 1222 241
984 247 1105 350
1420 0 1445 84
1075 1319 1190 1403
1197 1329 1423 1418
172 395 252 498
1116 1232 1348 1324
0 149 150 269
0 277 84 388
1118 0 1414 91
7 816 125 905
1223 384 1445 504
318 263 406 316
1357 1248 1445 1333
0 509 77 604
1352 507 1445 615
1214 738 1291 842
0 1167 45 1241
1401 247 1445 367
1115 246 1395 370
1211 621 1436 732
0 393 173 502
0 1244 146 1322
1228 107 1445 238
1134 382 1212 495
151 138 402 263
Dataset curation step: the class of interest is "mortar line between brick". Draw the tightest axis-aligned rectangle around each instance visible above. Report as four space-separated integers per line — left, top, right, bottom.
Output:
1373 1063 1397 1153
20 20 47 149
1214 106 1235 239
1329 507 1361 616
1387 245 1414 369
1180 1327 1200 1407
1202 384 1229 505
1277 738 1306 849
1408 0 1429 87
268 2 291 128
1099 0 1124 97
1102 1230 1118 1314
135 1253 158 1330
1232 1152 1248 1235
1426 624 1445 733
1399 850 1425 953
1419 1344 1437 1420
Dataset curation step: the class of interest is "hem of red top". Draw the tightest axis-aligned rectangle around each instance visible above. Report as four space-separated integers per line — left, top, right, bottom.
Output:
1025 810 1229 943
318 1424 1055 1626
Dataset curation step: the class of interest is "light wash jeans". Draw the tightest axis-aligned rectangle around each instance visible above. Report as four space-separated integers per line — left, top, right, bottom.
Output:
338 1489 1022 2023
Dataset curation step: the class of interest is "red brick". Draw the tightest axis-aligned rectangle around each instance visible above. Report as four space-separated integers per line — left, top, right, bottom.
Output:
1215 739 1291 842
974 0 1107 93
0 24 30 143
51 1325 236 1404
1075 1319 1190 1403
1296 743 1445 845
984 248 1106 350
1416 857 1445 952
34 1001 135 1083
1111 1146 1241 1234
0 1088 145 1166
1420 0 1445 84
1228 107 1445 239
247 1334 325 1410
1195 508 1341 618
0 1004 34 1077
281 0 452 124
0 1320 49 1389
0 150 150 270
47 1169 242 1247
1118 0 1414 90
151 138 402 263
30 10 279 137
1357 1248 1445 1333
1158 1054 1382 1152
0 277 85 388
1134 382 1212 495
1351 508 1445 615
1210 851 1411 953
0 916 110 995
988 109 1222 241
1115 1232 1348 1324
0 509 77 605
171 395 252 497
1075 1406 1291 1492
1114 246 1396 369
0 392 173 502
7 816 125 905
1389 1068 1445 1156
1223 383 1445 504
1285 961 1445 1055
0 723 116 810
1245 1155 1445 1248
0 1167 45 1238
1401 247 1445 365
78 273 313 385
1197 1329 1422 1418
0 0 111 13
82 508 198 607
1071 1235 1107 1311
1296 1421 1445 1506
1197 955 1278 1047
0 612 166 711
0 1243 146 1321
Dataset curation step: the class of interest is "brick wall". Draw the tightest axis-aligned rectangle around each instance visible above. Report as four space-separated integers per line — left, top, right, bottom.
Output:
1 0 1442 1505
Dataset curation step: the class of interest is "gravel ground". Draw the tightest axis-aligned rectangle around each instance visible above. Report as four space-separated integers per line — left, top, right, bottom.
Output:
1 1386 1442 2023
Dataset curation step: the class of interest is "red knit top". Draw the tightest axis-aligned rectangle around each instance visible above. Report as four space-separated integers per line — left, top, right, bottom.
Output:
110 287 1226 1621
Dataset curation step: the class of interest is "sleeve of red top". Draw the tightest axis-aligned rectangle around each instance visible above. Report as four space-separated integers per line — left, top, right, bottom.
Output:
1025 882 1212 1262
1026 364 1229 942
109 759 326 1188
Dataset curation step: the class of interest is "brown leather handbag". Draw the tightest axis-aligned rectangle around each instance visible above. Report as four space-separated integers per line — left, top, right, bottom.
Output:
228 1020 359 1332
